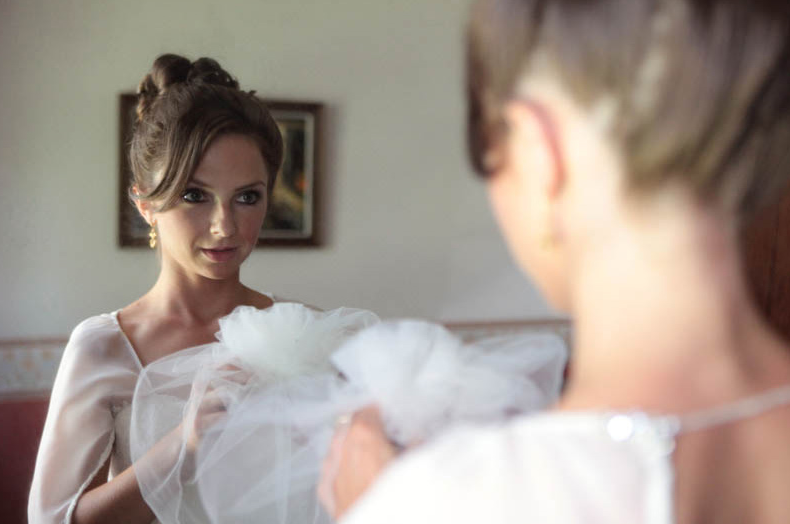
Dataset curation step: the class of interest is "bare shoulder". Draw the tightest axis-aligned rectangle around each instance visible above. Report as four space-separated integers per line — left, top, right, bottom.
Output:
242 287 276 309
116 300 168 364
117 298 163 341
243 287 322 311
276 296 323 311
117 298 147 328
674 400 790 523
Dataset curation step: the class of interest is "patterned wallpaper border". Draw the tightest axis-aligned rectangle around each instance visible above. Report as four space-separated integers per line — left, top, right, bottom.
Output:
0 340 67 398
0 319 572 398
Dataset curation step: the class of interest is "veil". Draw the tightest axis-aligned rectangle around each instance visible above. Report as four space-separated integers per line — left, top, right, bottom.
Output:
130 303 567 523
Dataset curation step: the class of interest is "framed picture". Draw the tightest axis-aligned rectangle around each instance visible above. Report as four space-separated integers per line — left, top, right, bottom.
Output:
118 95 321 247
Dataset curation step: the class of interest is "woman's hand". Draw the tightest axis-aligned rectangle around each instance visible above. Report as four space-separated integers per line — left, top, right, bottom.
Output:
318 406 398 520
183 386 229 455
183 365 252 455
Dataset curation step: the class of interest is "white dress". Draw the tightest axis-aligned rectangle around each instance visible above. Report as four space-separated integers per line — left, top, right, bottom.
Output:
27 311 151 524
130 304 383 524
27 296 292 524
29 303 568 524
129 304 568 524
340 386 790 524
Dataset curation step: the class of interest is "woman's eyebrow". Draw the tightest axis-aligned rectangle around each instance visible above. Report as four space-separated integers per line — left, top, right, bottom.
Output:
190 178 212 188
235 181 267 191
189 179 267 191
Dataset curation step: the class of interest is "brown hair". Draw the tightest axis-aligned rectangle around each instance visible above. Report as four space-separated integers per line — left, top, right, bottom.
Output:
467 0 790 215
130 54 283 211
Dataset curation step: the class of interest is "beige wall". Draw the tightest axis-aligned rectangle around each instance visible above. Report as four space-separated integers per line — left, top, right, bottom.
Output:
0 0 560 338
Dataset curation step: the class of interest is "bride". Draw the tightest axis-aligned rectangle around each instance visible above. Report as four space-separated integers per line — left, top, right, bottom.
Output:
29 53 284 524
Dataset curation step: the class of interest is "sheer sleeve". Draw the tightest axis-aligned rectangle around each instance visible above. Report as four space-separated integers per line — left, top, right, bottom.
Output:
28 315 140 524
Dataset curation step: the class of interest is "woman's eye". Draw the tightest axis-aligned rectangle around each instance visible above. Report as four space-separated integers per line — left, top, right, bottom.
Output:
182 188 206 203
236 190 262 205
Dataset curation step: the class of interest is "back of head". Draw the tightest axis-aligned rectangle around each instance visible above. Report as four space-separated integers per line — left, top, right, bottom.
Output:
467 0 790 217
130 54 283 210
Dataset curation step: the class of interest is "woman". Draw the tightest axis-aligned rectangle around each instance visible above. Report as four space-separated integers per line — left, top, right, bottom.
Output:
320 0 790 522
28 54 284 523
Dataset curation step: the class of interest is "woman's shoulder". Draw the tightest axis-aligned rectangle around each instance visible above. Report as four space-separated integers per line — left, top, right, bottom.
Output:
242 287 276 309
64 311 135 363
401 412 622 467
412 411 677 467
245 288 322 311
345 412 675 523
69 312 121 341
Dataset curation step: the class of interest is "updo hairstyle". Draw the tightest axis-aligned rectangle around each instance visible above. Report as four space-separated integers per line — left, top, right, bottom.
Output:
467 0 790 216
130 54 283 211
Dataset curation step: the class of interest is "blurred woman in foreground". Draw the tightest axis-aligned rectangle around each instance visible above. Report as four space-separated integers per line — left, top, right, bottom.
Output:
320 1 790 522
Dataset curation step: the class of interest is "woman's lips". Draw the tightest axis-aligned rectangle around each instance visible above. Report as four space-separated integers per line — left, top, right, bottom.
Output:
201 247 238 262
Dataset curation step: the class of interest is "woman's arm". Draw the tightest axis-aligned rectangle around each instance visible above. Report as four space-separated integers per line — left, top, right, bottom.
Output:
72 458 154 524
28 318 136 523
73 385 228 523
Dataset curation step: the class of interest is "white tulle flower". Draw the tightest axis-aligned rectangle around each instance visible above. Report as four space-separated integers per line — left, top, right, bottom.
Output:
332 320 567 445
216 303 379 379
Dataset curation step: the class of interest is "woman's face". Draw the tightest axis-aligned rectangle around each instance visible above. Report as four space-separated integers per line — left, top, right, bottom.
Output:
154 133 269 281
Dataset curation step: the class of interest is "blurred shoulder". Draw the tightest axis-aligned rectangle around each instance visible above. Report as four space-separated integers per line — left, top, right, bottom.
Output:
344 412 668 523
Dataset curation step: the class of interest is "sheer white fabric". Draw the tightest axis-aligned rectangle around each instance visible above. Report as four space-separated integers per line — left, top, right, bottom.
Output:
28 313 146 524
130 304 568 524
341 412 677 524
130 304 381 524
341 384 790 524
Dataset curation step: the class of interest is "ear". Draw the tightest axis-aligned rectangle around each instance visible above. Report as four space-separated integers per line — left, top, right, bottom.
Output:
503 99 566 201
132 186 156 225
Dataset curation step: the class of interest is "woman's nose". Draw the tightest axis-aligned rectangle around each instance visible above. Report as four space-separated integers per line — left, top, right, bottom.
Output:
210 203 237 237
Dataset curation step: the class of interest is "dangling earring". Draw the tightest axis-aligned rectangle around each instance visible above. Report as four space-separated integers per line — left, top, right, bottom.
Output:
149 220 158 249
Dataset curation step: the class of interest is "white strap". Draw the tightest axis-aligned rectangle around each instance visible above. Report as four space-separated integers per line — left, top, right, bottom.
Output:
678 384 790 434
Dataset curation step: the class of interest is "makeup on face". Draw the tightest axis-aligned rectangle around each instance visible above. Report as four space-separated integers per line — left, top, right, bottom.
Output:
155 134 271 278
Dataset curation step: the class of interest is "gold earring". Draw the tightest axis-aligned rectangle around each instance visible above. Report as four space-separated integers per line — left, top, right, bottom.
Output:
149 222 157 249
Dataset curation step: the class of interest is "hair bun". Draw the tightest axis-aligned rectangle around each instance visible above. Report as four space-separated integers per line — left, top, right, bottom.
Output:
136 54 191 121
136 54 240 121
186 57 240 89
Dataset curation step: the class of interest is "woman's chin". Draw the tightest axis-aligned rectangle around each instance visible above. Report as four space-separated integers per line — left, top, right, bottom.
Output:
198 263 242 281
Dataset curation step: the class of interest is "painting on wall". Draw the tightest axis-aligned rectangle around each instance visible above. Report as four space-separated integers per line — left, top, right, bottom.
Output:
118 94 321 247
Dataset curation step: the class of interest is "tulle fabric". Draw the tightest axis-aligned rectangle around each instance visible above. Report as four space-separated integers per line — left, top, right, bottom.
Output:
130 304 567 523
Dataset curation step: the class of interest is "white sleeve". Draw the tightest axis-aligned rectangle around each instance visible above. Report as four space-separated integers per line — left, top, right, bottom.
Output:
339 424 519 524
27 316 138 524
340 415 675 524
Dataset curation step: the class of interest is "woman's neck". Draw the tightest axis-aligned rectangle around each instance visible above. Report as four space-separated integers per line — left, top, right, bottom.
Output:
143 261 252 325
560 194 790 412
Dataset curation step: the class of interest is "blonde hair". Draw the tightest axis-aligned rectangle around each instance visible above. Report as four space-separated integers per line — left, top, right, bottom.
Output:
467 0 790 216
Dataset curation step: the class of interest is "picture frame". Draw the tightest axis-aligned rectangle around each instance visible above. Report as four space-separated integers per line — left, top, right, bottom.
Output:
118 94 322 247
